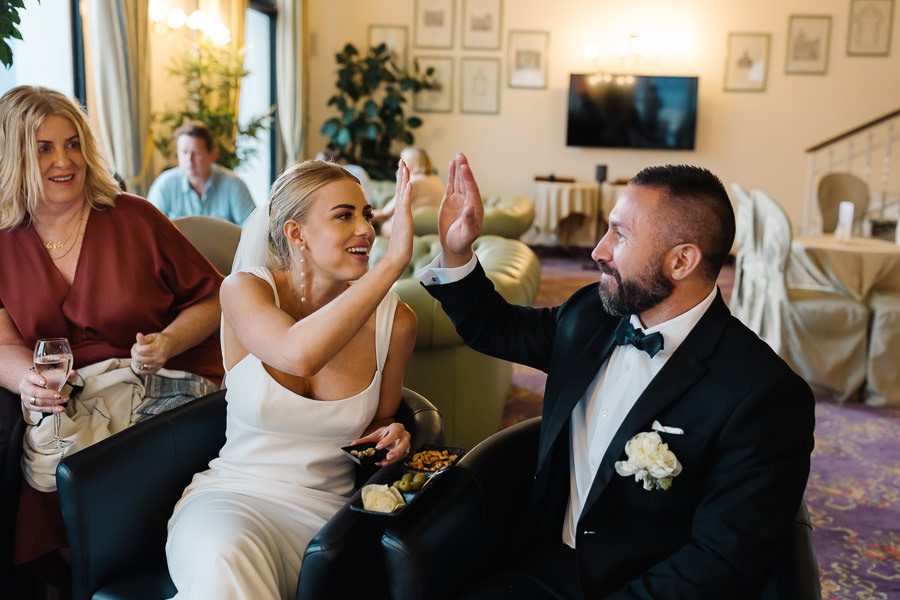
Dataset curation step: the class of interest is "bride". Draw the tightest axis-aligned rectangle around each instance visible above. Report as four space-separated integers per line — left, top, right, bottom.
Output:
165 159 418 599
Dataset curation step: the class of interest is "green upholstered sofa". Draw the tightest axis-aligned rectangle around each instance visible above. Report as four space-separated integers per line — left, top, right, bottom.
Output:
369 234 541 449
368 180 535 239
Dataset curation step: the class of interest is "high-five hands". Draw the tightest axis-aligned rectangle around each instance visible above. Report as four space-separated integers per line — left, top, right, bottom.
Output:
438 153 484 267
384 159 414 269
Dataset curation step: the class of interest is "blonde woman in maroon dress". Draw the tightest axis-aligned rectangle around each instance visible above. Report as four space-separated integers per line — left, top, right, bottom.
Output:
0 85 224 590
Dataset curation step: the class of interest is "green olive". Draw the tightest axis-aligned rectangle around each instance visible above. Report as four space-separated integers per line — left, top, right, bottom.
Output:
396 479 411 493
401 473 413 483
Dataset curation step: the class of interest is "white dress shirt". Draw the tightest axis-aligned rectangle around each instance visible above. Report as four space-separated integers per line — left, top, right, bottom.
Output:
417 253 718 548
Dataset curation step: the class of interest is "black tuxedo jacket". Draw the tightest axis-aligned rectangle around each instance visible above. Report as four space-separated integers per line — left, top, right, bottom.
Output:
426 261 815 599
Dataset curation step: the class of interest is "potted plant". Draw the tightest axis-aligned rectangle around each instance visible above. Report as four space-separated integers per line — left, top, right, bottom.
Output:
153 39 272 171
321 43 436 180
0 0 30 68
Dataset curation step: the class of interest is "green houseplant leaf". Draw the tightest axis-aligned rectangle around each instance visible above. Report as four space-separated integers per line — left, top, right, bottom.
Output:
321 42 436 180
152 39 273 171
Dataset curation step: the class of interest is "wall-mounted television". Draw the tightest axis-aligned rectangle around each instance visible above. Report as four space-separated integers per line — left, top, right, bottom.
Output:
566 73 699 151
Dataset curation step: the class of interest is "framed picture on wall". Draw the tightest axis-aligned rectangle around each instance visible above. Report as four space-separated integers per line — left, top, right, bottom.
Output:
785 15 832 74
462 0 502 50
507 30 549 89
368 25 408 69
414 0 455 49
460 57 500 114
413 56 454 113
847 0 894 56
723 32 770 92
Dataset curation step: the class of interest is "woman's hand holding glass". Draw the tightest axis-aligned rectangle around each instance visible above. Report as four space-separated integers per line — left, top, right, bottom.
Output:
352 422 411 466
32 337 75 449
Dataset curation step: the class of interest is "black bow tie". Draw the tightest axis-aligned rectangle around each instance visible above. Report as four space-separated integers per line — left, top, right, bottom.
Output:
615 319 664 358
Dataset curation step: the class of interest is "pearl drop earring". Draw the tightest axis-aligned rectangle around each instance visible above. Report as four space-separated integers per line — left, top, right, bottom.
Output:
298 246 307 303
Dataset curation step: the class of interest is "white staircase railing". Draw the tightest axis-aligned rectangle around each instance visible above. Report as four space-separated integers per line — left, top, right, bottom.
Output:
803 109 900 235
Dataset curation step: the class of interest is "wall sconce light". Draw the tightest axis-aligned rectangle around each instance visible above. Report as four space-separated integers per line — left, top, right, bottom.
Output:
149 1 231 45
584 32 689 71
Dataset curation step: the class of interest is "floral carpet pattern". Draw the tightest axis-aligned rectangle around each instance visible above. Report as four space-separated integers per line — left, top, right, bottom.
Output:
806 401 900 600
502 250 900 599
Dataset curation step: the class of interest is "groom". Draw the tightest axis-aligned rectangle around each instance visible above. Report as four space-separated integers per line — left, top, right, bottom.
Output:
418 154 815 598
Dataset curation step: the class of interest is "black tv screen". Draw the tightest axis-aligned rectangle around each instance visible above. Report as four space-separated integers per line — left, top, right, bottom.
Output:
566 73 698 150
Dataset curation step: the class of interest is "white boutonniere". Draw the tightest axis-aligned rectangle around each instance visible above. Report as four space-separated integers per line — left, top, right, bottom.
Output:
614 431 683 491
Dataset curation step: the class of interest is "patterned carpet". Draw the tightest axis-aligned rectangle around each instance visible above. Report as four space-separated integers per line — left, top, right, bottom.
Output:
501 249 900 599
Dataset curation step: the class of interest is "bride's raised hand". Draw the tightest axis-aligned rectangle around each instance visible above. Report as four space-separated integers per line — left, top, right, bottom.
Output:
438 153 483 265
384 159 414 270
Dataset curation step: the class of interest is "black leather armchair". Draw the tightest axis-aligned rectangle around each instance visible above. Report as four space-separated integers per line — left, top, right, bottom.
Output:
0 387 26 588
382 417 823 600
57 387 443 600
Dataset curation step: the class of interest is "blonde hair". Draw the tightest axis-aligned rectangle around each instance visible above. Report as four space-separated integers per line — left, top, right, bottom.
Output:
267 159 360 269
399 147 434 176
0 85 121 230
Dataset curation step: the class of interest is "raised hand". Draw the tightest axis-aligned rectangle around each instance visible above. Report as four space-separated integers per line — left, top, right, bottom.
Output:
438 153 483 267
384 159 414 270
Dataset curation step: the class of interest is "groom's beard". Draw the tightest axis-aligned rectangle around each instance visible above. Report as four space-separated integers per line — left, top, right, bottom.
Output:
595 256 673 316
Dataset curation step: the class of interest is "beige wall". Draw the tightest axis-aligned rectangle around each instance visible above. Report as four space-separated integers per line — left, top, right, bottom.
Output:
305 0 900 232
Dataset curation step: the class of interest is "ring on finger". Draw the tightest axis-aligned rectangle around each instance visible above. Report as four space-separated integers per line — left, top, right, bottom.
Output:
30 396 36 406
140 363 150 370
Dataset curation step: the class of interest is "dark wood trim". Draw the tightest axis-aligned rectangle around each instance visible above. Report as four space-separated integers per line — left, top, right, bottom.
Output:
70 0 86 105
806 108 900 153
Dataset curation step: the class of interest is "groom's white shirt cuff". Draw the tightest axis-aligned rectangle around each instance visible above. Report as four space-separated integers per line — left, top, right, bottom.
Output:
416 253 478 286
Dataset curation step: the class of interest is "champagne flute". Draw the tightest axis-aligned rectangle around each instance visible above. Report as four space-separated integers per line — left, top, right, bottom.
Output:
33 338 75 450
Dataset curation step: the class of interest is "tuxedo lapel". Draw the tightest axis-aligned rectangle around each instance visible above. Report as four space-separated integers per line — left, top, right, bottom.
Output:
537 328 617 470
580 293 730 512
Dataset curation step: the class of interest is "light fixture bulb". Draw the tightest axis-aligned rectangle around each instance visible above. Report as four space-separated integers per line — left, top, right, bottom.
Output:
584 42 599 60
187 10 207 31
148 0 168 23
167 7 188 30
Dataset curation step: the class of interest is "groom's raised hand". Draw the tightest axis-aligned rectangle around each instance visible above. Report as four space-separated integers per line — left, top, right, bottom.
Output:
438 153 484 267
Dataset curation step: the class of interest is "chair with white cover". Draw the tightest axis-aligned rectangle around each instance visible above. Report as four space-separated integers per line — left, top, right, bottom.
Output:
751 189 869 402
817 172 870 235
730 183 761 328
865 291 900 406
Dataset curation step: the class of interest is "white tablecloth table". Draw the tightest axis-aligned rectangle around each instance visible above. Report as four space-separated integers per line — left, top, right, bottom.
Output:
788 235 900 301
524 181 601 247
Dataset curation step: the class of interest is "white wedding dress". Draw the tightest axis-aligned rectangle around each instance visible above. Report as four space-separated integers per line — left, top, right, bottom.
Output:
165 266 398 600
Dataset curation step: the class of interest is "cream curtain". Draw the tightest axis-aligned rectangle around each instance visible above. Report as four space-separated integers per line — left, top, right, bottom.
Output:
275 0 306 165
86 0 151 194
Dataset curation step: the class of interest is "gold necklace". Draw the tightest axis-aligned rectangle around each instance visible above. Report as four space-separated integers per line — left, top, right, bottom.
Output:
44 204 88 261
40 203 86 250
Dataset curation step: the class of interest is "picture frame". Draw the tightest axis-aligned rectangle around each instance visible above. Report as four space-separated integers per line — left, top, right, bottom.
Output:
723 32 770 92
460 57 500 114
462 0 502 50
507 30 549 89
413 56 454 113
414 0 455 49
368 25 408 70
785 15 832 75
847 0 894 56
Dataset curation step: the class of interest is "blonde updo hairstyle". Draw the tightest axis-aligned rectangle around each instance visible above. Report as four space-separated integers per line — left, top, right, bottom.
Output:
267 159 361 270
399 147 434 176
0 85 121 230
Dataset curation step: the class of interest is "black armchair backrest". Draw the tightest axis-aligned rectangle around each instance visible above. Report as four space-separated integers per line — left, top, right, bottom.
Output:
57 390 227 600
57 387 442 600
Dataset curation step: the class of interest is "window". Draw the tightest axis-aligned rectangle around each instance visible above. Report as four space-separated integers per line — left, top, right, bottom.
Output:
236 2 277 206
0 0 77 99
